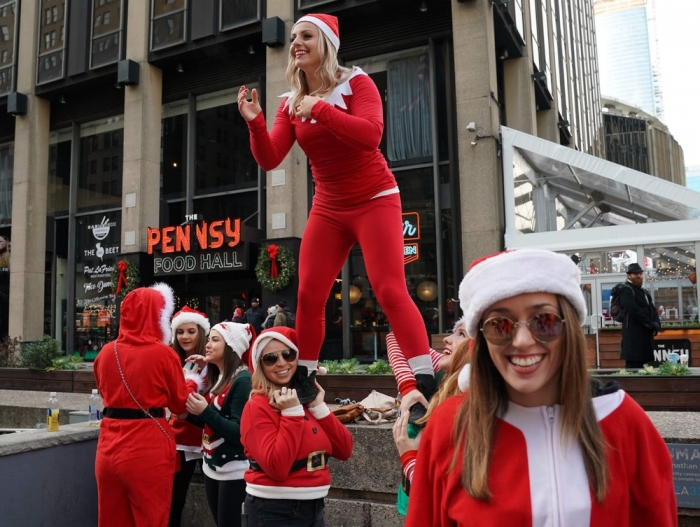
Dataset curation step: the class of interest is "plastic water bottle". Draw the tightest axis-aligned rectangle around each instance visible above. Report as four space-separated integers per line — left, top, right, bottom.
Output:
88 389 102 427
47 392 60 432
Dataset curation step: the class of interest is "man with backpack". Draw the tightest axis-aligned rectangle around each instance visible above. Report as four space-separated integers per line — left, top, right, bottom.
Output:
618 263 661 368
273 300 296 328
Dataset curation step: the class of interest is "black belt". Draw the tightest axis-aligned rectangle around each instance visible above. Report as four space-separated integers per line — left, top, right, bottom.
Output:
250 452 330 474
401 473 411 496
103 407 165 419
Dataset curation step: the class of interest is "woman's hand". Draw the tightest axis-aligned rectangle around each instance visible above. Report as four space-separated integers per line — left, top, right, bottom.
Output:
269 387 300 411
399 388 429 416
293 95 323 119
392 411 422 456
186 354 206 369
238 86 262 122
185 392 208 416
306 380 325 409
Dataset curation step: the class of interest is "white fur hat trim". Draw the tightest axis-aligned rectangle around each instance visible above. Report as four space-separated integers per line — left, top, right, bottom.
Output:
457 364 471 392
150 282 175 344
459 249 587 339
171 308 210 342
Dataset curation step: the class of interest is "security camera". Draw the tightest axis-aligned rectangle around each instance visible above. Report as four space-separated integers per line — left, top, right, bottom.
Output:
466 122 476 132
471 141 478 146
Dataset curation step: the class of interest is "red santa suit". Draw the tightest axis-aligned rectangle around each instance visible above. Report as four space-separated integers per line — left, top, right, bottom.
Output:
246 67 433 380
405 390 677 527
94 284 197 527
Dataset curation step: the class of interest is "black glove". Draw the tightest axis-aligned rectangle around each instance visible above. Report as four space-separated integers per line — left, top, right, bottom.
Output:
651 322 661 332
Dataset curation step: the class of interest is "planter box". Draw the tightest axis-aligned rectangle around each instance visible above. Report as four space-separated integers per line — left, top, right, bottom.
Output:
592 373 700 412
0 368 97 394
320 374 398 403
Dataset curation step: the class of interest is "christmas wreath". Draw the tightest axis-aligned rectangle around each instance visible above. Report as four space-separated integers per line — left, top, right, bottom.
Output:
255 244 296 292
110 259 140 298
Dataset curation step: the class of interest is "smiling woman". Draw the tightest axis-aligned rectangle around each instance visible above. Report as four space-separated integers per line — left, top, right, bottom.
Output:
404 249 678 527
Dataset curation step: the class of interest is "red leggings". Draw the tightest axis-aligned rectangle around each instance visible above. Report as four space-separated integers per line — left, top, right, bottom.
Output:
296 193 431 372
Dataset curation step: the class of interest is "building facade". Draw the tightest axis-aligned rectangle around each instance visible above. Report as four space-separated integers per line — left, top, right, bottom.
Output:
602 97 685 185
687 166 700 192
1 0 602 360
594 0 663 117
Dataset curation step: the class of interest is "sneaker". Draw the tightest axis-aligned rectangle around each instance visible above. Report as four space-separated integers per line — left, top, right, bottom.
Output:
291 365 318 404
408 373 438 425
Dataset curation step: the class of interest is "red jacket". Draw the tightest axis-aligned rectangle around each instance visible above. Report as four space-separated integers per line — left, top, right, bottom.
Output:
405 391 677 527
240 394 353 500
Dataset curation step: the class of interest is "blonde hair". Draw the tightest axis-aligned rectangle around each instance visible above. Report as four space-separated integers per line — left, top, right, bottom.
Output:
285 25 353 114
417 338 472 425
453 296 609 502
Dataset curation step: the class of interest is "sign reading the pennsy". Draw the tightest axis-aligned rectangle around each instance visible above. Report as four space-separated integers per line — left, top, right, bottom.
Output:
148 217 249 275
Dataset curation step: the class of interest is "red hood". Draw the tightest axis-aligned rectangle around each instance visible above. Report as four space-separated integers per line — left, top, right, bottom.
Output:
117 284 175 346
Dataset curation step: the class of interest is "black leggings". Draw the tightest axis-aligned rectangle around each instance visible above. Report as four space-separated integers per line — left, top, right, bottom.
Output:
204 476 247 527
168 453 198 527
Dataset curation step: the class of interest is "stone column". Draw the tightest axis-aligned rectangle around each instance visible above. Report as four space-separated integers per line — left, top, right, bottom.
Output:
451 0 503 265
9 1 50 340
263 0 308 240
121 1 162 252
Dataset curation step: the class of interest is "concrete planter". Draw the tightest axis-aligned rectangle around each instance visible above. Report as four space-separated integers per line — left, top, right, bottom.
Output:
0 368 97 394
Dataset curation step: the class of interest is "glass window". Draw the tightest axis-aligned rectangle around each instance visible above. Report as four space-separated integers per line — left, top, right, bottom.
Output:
161 99 188 199
151 0 186 51
0 1 17 96
0 142 13 224
74 211 120 355
0 225 10 338
37 0 67 85
78 116 124 212
220 0 260 32
90 0 123 69
194 90 257 195
645 245 697 326
47 129 72 216
192 191 257 227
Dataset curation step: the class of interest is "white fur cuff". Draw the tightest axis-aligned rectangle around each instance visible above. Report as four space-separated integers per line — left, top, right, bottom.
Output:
308 403 330 420
281 405 305 417
184 368 206 393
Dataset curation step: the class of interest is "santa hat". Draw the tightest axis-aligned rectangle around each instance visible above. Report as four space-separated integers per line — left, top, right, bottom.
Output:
149 283 175 344
170 306 210 342
250 327 299 371
294 13 340 51
452 316 466 333
459 249 587 339
210 322 255 359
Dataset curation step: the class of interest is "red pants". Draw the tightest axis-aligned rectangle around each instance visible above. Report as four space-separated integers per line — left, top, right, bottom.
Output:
296 193 430 370
95 420 176 527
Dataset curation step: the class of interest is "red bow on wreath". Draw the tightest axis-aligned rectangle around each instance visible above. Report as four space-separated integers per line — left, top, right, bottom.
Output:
268 245 279 279
116 260 129 294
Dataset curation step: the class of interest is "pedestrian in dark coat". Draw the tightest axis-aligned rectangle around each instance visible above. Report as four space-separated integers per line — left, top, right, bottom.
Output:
245 298 266 334
619 263 661 368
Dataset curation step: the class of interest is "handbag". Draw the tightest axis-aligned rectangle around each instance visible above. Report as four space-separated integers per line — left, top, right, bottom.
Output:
358 390 399 424
331 403 365 424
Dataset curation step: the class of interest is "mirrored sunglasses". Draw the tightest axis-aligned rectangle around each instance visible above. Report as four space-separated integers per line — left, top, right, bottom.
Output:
481 313 565 346
261 348 298 367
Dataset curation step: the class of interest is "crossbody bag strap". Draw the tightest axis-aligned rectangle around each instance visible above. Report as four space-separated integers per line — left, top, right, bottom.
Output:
113 341 173 444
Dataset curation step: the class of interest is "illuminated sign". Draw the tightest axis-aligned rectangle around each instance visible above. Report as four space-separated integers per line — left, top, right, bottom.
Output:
148 217 250 275
147 218 241 254
403 212 420 265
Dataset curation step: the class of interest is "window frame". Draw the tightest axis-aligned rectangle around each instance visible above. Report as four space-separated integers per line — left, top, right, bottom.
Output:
36 0 68 86
219 0 261 33
0 0 19 97
150 0 187 52
89 0 125 69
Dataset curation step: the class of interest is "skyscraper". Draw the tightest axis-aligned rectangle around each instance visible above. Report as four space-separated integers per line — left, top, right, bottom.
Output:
594 0 663 117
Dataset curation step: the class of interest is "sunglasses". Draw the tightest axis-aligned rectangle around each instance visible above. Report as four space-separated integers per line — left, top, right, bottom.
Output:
261 348 298 367
481 313 565 346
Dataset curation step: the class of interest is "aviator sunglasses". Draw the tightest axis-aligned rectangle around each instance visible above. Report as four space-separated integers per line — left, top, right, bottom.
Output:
261 348 298 367
480 313 566 346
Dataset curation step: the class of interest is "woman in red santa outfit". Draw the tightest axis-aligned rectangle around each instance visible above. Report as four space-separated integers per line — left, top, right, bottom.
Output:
94 284 204 527
237 13 436 412
405 249 677 527
167 306 210 527
183 322 253 527
240 327 353 527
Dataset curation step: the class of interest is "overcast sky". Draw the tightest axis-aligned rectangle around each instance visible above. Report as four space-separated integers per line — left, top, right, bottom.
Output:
653 0 700 167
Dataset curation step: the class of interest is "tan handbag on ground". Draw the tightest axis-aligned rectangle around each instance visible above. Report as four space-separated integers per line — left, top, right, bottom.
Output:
358 390 399 424
331 403 365 424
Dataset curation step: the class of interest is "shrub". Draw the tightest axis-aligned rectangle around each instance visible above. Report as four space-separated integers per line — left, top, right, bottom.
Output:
47 353 83 371
363 359 393 375
20 336 64 370
0 336 21 367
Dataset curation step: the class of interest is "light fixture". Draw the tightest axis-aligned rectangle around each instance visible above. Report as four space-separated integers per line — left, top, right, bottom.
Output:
498 48 509 60
7 92 27 116
417 281 438 302
348 285 362 304
58 94 66 104
176 63 184 73
248 44 255 55
419 1 428 12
